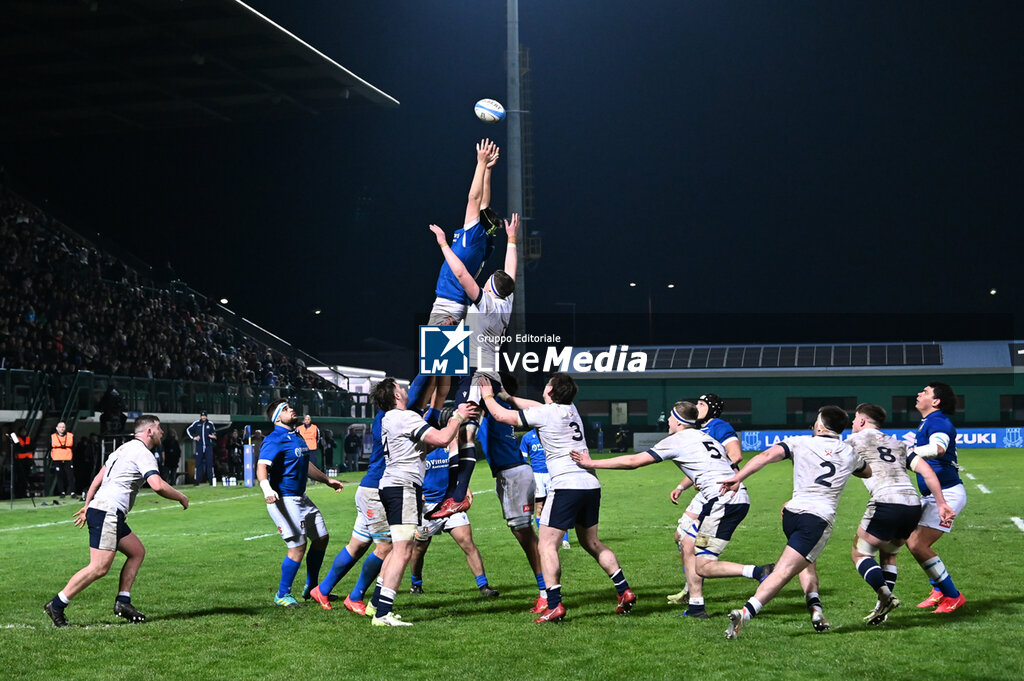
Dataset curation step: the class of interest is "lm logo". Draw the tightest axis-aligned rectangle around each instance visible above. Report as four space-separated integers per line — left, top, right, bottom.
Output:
419 323 471 376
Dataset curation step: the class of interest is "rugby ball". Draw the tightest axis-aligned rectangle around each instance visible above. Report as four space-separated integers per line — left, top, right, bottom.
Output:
475 98 506 123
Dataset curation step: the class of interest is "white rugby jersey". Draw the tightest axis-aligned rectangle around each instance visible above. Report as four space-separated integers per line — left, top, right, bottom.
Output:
521 402 599 490
846 428 920 506
90 438 160 514
779 434 866 523
379 409 432 488
467 290 513 379
646 429 750 505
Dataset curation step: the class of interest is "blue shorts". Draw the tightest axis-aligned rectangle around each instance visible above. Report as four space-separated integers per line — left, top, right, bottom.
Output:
782 508 832 563
87 507 131 551
540 488 601 530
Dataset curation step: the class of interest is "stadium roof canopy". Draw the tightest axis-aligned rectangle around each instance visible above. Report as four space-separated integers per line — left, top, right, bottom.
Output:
1 0 399 140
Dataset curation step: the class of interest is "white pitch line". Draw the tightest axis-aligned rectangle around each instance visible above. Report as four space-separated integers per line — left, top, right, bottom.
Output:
244 533 277 541
965 473 976 480
0 494 253 533
976 484 991 494
1012 517 1024 533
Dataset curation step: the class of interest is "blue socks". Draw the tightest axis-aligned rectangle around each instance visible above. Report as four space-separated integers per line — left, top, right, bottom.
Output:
278 556 302 598
351 553 384 602
475 573 488 589
610 569 630 595
319 548 357 595
452 446 476 501
305 547 326 590
923 556 959 598
535 573 546 592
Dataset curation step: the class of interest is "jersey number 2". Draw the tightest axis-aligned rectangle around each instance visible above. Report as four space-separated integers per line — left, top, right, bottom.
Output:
814 461 837 487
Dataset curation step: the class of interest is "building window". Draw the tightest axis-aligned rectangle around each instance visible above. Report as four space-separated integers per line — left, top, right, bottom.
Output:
786 396 857 427
1000 395 1024 424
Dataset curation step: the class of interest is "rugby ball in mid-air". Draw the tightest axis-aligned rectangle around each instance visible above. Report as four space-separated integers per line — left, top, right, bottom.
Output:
475 98 506 123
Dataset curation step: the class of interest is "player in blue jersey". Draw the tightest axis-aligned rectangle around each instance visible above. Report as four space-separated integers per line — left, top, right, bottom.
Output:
425 139 502 432
309 375 442 614
257 399 344 607
408 446 499 598
904 382 967 614
474 372 548 612
520 427 572 552
427 210 519 519
667 393 742 605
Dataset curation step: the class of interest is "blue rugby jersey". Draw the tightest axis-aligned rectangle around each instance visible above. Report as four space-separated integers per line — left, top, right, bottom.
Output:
914 411 962 493
477 397 524 476
434 221 493 304
422 447 454 506
520 429 547 474
701 417 738 447
258 425 310 496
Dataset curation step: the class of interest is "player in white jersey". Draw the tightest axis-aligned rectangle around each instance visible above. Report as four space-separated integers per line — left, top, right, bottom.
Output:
719 406 872 639
44 415 189 627
667 392 744 605
366 377 477 626
572 401 774 619
846 403 955 624
479 373 636 623
427 212 519 519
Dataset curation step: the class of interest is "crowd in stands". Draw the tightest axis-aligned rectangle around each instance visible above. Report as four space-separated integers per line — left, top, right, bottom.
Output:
0 188 332 392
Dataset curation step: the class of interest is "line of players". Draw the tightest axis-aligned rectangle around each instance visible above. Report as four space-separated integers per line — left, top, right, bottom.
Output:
41 137 966 633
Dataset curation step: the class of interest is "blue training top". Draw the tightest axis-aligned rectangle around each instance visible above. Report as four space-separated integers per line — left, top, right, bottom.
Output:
258 425 310 496
915 411 962 493
434 221 493 304
520 429 547 474
477 397 525 476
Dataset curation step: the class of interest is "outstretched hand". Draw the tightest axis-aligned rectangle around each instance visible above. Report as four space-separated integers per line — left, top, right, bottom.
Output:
570 449 594 468
505 213 519 239
429 224 448 247
73 506 88 528
486 143 500 168
477 138 497 164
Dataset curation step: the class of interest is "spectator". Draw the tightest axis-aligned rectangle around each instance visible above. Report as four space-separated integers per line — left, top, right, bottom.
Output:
162 428 181 484
344 427 362 472
13 426 33 498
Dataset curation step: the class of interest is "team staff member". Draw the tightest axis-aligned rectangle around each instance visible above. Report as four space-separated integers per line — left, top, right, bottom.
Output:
297 415 321 469
14 427 34 499
50 421 75 500
44 415 189 627
186 411 217 485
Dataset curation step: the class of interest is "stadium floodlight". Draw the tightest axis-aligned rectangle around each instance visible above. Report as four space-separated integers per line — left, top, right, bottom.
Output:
219 298 229 304
989 288 997 296
313 309 322 315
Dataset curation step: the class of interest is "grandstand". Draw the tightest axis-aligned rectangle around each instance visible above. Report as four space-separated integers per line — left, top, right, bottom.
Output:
1 0 398 499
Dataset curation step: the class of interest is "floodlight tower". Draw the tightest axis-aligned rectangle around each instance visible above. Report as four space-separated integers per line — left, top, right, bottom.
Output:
506 0 525 339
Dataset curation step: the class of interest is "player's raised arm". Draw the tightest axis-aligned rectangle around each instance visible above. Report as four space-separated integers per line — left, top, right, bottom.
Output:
504 214 520 280
718 444 787 495
481 142 499 211
477 378 528 426
421 402 479 448
430 224 481 302
464 139 495 226
571 449 656 470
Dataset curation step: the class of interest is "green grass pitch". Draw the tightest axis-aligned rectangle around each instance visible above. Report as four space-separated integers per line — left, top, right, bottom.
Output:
3 449 1022 681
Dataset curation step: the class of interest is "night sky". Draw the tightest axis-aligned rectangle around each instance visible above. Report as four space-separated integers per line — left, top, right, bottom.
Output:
7 1 1022 355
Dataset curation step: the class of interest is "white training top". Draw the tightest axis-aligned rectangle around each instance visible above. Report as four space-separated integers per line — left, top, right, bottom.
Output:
467 289 513 379
846 427 921 506
379 409 432 488
521 402 599 490
645 429 750 505
779 434 866 523
89 438 160 514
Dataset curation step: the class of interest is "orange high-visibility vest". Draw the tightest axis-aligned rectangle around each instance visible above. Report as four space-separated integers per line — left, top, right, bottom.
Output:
15 436 33 459
51 432 74 461
297 424 319 451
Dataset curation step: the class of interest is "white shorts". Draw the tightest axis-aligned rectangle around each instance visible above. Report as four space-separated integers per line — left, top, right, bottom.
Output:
496 465 535 522
416 511 470 541
428 297 467 325
266 495 327 549
353 485 391 543
533 472 552 500
919 484 967 533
